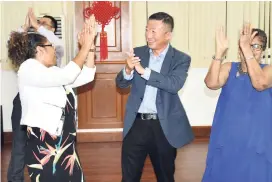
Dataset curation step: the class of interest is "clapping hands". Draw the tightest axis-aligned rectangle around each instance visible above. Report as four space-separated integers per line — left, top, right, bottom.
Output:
22 8 39 31
125 50 142 74
77 15 97 50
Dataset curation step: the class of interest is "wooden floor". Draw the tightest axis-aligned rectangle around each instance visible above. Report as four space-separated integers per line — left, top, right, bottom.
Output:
1 140 208 182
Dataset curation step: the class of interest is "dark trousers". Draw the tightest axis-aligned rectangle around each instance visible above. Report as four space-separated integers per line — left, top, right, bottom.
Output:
122 118 177 182
7 93 27 182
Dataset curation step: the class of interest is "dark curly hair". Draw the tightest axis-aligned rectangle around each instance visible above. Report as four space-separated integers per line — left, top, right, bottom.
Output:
252 28 267 51
8 32 47 68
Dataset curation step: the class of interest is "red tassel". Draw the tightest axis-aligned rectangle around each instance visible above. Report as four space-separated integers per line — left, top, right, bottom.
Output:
100 31 108 61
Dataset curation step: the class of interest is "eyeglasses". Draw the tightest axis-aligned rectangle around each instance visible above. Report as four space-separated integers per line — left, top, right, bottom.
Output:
37 20 53 28
250 44 263 51
38 44 55 49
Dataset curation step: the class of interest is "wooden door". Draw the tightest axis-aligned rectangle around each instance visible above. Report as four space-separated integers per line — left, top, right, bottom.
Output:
75 1 131 142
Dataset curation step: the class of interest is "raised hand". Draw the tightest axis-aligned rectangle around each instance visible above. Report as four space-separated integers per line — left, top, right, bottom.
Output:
22 11 30 31
125 50 141 74
28 8 39 30
87 14 97 47
78 15 97 49
78 23 90 48
239 22 257 50
215 26 228 58
77 29 85 47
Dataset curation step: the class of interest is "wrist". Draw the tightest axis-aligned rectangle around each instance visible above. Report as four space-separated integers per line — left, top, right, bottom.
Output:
212 55 224 62
244 55 255 61
87 51 95 56
240 44 251 52
89 47 96 52
140 68 145 75
241 50 254 61
135 65 145 75
125 66 133 75
215 52 224 59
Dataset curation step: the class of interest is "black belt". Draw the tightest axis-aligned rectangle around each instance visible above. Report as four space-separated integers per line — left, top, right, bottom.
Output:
136 113 159 120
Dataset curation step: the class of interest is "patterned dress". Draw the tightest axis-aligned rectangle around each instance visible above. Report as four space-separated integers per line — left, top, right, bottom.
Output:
25 91 85 182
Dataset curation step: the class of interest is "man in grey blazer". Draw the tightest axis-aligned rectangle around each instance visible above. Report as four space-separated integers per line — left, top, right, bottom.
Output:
116 12 194 182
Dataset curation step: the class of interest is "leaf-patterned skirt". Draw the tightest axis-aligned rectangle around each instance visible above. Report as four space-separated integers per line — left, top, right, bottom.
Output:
25 92 85 182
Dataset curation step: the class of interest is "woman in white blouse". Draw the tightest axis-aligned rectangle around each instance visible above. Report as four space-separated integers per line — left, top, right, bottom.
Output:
7 15 96 182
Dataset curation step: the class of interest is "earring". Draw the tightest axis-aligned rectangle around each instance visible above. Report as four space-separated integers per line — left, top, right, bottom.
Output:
261 52 265 64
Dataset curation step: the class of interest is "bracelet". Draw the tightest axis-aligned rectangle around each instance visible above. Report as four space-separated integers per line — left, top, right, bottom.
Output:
245 56 254 61
212 55 224 62
89 48 96 52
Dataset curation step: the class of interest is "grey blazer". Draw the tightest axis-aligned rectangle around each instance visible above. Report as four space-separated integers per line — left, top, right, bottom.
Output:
116 45 194 148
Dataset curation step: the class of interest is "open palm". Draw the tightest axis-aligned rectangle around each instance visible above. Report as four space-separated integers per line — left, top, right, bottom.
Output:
216 26 228 57
77 15 97 48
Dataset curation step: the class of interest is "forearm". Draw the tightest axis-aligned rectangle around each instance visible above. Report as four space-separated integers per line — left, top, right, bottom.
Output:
242 47 267 90
69 47 96 88
73 45 90 69
85 52 95 68
68 65 96 88
18 60 81 87
205 60 222 88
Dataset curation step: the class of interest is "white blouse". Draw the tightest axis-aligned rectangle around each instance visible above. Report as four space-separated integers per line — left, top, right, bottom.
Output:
18 58 96 135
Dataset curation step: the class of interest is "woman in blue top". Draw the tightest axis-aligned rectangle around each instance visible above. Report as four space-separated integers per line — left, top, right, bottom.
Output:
202 23 272 182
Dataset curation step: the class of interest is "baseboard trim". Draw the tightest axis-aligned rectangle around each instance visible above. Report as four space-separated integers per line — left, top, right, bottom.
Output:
77 131 123 142
3 126 211 143
192 126 211 139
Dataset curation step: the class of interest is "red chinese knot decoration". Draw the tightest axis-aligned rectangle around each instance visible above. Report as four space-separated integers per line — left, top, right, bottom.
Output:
84 1 121 61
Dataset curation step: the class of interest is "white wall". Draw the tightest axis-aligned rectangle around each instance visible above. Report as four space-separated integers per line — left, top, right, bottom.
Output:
180 68 221 126
2 69 18 132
